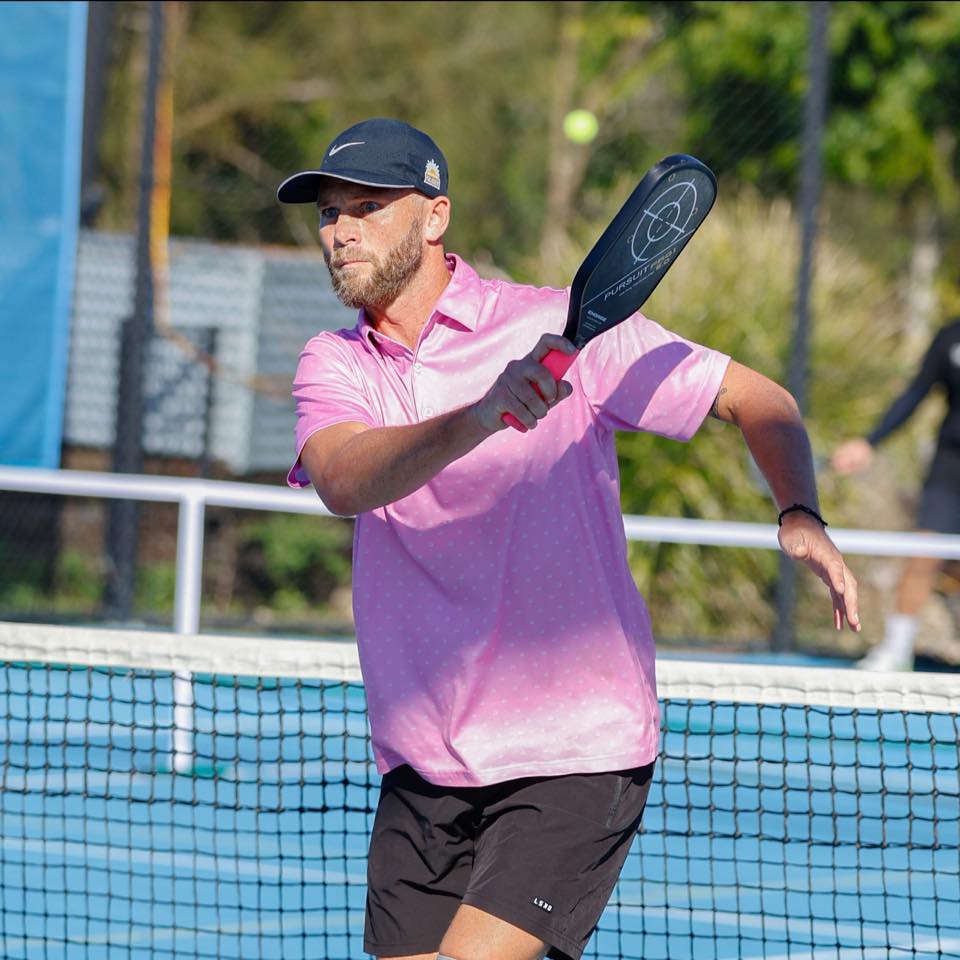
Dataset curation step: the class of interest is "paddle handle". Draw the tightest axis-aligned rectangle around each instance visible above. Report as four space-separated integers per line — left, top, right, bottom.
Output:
501 349 578 432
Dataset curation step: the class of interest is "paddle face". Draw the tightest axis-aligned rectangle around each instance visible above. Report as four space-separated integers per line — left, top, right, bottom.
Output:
501 154 716 432
563 154 717 348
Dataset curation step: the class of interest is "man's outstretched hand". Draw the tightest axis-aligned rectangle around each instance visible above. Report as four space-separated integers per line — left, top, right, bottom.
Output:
778 513 861 632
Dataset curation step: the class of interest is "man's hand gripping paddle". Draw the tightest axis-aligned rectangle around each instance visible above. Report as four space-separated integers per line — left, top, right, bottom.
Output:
503 154 718 431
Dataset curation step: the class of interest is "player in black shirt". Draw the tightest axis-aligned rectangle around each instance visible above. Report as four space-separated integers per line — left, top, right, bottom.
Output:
832 318 960 669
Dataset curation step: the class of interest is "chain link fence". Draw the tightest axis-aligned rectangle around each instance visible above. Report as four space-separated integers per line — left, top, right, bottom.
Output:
3 0 959 662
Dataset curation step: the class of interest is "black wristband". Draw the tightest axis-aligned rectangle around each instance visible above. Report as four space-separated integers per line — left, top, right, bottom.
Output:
778 503 827 527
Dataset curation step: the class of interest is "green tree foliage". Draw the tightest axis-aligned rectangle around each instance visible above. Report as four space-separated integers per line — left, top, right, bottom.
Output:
827 1 960 197
653 0 810 188
98 1 960 265
236 513 352 615
103 1 566 266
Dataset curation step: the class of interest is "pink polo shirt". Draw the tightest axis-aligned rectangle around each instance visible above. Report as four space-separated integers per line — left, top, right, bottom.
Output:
289 254 729 786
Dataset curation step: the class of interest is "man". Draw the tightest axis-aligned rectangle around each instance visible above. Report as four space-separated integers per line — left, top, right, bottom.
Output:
832 318 960 671
280 118 860 960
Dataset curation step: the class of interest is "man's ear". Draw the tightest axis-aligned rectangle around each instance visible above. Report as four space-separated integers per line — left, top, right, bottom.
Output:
423 195 451 243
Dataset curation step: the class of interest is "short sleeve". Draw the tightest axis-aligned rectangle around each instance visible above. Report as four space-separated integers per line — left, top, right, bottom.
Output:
576 312 730 440
287 332 377 487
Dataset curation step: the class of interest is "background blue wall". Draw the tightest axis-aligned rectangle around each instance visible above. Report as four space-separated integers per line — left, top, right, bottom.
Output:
0 1 87 467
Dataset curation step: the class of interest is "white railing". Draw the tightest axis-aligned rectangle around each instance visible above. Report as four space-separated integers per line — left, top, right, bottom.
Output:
3 464 960 771
0 467 338 635
3 466 960 636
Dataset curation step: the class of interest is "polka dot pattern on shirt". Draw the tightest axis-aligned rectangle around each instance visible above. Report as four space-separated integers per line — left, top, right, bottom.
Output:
289 254 730 786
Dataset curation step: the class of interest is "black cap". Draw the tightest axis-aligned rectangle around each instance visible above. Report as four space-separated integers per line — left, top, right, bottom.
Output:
277 118 449 204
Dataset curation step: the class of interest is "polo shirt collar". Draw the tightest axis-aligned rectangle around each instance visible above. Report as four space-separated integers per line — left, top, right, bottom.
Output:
432 254 482 331
357 253 482 348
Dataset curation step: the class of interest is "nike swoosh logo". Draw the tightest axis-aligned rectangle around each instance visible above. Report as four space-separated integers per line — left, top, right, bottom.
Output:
329 141 365 156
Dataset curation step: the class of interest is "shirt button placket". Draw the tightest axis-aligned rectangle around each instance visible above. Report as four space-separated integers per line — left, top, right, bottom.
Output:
413 360 433 418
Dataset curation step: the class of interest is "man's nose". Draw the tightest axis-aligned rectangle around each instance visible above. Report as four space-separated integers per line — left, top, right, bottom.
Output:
333 213 362 244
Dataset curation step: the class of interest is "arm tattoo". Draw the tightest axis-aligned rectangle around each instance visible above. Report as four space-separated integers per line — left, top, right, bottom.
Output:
709 387 728 420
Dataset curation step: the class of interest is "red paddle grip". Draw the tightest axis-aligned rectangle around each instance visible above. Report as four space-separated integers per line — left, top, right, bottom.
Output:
501 348 578 432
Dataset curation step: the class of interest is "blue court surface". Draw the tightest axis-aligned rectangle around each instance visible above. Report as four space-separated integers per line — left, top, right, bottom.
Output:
1 664 958 959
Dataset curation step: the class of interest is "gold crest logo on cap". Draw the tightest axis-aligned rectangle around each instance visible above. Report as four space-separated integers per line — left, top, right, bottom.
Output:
424 160 442 190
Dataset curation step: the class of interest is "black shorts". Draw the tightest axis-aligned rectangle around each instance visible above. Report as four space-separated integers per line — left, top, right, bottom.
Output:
363 762 654 960
917 482 960 534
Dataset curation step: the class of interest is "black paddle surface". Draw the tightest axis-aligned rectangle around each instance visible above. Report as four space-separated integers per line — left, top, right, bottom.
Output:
503 154 717 431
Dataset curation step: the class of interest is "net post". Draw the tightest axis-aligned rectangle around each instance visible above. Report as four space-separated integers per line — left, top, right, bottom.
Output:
172 489 206 772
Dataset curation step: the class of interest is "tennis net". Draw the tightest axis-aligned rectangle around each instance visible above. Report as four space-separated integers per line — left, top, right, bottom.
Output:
1 620 958 960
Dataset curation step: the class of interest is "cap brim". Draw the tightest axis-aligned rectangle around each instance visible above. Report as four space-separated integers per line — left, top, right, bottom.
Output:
276 170 416 204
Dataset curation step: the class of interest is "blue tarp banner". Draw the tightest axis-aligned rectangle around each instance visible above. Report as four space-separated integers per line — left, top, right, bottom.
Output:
0 1 86 467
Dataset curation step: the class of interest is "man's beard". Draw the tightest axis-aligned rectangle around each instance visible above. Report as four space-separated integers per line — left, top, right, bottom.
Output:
326 216 425 310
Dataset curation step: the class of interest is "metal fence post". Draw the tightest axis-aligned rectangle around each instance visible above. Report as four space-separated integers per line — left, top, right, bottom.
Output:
773 0 830 652
104 0 165 620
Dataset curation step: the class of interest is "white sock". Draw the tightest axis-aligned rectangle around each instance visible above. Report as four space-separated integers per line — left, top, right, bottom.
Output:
879 614 918 660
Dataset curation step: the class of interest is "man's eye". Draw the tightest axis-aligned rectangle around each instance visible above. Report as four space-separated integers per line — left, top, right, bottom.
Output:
319 206 338 220
360 201 380 214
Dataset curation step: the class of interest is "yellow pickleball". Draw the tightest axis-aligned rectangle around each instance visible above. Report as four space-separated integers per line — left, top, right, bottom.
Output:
562 109 599 144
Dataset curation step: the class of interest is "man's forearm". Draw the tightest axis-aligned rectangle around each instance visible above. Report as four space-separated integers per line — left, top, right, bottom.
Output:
312 404 492 515
736 387 820 514
304 332 575 515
